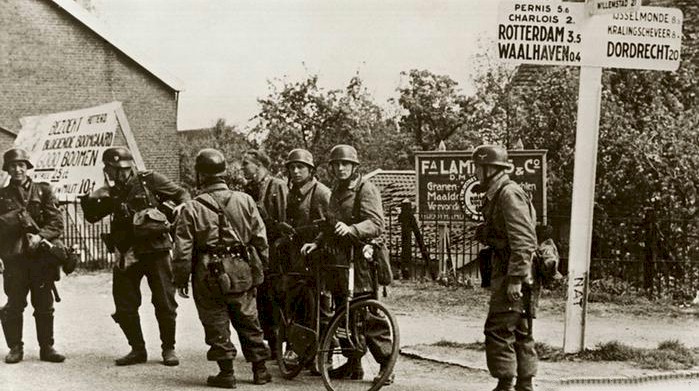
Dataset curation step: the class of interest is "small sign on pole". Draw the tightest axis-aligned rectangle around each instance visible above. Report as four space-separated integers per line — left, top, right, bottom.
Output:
586 0 641 16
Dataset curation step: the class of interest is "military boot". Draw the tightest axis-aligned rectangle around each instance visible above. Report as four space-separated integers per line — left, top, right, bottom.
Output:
36 313 66 363
493 378 515 391
252 360 272 385
207 359 236 389
372 362 395 386
157 317 178 366
5 346 23 364
329 357 364 380
2 314 23 364
112 314 147 366
515 377 534 391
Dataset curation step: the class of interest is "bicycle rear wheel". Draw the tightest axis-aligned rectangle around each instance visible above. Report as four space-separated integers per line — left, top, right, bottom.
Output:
318 299 400 391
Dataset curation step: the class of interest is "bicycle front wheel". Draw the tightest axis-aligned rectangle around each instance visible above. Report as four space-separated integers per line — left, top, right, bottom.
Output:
318 299 400 391
275 306 308 379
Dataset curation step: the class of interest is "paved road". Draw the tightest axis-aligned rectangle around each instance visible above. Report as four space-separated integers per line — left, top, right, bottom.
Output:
0 273 492 391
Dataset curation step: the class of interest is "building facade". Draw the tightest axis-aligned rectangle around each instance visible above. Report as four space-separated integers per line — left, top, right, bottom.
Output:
0 0 182 180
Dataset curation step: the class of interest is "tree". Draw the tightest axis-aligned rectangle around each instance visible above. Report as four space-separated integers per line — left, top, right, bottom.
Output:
395 69 479 151
178 119 252 193
250 73 390 179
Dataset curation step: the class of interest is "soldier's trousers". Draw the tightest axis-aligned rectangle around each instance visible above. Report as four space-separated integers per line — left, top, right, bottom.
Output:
333 293 393 364
255 277 275 343
192 280 269 363
1 260 55 348
484 311 537 379
112 251 177 350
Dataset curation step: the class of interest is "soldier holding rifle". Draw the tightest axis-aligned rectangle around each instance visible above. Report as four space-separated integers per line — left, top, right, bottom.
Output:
0 148 65 364
473 145 539 391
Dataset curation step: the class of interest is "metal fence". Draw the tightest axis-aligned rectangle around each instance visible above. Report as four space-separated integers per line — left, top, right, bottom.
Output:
382 204 699 298
60 200 114 269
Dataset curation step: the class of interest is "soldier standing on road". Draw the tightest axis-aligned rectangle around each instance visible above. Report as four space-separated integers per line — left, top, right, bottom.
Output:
241 149 287 358
281 149 331 372
80 146 189 367
300 144 394 386
473 145 539 391
0 148 65 364
173 148 271 388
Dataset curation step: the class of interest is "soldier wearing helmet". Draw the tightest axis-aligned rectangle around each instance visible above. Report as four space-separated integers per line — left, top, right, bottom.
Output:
277 149 331 373
80 145 189 367
0 148 65 364
172 148 272 388
300 144 394 385
472 145 538 391
241 149 287 358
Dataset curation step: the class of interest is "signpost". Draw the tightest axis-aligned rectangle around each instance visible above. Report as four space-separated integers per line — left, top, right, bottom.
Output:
497 1 683 353
13 101 144 201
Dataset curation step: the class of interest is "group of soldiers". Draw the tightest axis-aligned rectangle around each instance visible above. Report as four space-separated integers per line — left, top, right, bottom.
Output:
0 142 394 389
0 142 541 391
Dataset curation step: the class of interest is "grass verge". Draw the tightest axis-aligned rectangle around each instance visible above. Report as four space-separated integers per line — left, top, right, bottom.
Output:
435 339 699 370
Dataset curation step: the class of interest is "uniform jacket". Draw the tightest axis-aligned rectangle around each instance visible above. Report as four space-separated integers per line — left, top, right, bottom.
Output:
481 171 538 314
245 173 287 244
286 178 331 243
173 182 269 288
317 174 384 295
0 178 63 261
81 170 189 255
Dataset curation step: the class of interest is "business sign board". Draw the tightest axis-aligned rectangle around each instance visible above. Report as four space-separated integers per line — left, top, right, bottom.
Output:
415 150 547 223
497 1 682 71
12 101 144 201
586 0 641 16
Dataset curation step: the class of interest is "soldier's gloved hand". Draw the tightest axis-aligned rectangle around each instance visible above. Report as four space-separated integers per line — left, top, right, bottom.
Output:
334 222 351 237
278 222 295 236
507 281 523 302
26 233 42 250
177 285 189 299
300 242 318 255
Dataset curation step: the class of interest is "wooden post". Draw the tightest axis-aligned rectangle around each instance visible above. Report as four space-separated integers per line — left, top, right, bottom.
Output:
563 66 602 353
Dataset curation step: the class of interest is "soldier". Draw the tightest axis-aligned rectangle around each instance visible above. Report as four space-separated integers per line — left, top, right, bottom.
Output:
241 149 287 358
80 146 189 367
173 148 271 388
0 148 65 364
300 144 394 385
473 145 539 391
281 149 331 372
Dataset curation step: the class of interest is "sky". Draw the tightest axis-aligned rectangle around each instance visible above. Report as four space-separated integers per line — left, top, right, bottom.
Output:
88 0 499 131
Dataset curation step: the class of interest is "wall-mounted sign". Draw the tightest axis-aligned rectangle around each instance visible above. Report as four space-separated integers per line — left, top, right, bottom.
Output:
415 150 547 223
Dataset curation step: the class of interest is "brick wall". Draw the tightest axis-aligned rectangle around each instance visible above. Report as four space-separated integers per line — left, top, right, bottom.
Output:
0 0 180 181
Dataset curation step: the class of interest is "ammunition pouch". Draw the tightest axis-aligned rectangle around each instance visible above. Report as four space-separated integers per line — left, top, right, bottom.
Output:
201 244 253 295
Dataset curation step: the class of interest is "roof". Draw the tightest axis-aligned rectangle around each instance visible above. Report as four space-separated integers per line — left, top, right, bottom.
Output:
364 169 416 214
0 125 17 137
49 0 184 92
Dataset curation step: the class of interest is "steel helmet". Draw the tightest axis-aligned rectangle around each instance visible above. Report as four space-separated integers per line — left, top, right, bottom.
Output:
102 146 134 168
285 148 315 169
328 144 359 165
472 145 510 169
195 148 226 175
2 148 34 171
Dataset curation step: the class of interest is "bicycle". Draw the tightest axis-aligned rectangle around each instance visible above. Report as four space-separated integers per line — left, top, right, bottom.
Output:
271 220 400 391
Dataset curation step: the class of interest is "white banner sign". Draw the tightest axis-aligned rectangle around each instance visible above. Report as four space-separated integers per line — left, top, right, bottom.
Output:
586 0 641 16
497 1 683 71
13 101 140 201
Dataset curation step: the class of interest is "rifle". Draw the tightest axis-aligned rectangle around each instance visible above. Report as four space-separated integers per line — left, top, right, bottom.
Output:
522 283 534 336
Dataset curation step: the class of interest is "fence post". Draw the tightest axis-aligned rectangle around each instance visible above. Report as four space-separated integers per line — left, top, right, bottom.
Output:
643 207 656 297
399 199 413 280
